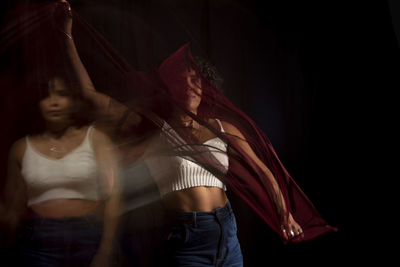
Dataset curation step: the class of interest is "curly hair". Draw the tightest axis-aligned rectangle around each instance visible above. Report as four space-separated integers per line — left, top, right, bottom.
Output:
193 56 224 93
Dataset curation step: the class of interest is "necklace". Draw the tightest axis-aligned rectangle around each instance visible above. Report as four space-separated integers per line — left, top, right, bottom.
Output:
42 133 68 154
181 119 194 128
49 144 67 154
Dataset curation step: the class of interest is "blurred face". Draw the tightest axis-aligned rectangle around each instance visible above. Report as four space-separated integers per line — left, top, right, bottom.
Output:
182 68 202 113
39 77 73 123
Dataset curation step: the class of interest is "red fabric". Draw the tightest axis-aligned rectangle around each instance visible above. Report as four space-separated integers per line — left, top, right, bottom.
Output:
154 43 337 242
0 2 336 243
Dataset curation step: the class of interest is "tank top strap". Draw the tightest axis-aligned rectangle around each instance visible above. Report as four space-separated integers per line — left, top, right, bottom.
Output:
214 118 225 133
87 124 94 137
85 125 95 149
25 136 33 151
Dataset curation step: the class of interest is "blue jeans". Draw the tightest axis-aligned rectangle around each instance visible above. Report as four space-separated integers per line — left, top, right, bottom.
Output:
162 201 243 267
17 209 103 267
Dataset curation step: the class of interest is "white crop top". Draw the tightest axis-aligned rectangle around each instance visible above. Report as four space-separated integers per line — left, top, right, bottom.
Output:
145 119 229 197
21 126 103 206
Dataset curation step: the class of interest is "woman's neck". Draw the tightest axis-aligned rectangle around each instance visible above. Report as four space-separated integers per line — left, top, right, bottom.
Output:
172 110 199 129
44 121 75 139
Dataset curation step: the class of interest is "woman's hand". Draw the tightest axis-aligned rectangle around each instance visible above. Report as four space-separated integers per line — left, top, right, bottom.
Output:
53 0 73 36
281 213 304 241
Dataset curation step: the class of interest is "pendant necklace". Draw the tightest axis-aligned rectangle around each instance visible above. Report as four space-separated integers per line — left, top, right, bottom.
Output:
181 119 194 128
43 133 67 154
49 144 67 154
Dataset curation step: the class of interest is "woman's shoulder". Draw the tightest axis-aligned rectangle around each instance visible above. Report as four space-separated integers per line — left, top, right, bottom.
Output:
90 125 114 148
9 137 27 162
208 118 241 136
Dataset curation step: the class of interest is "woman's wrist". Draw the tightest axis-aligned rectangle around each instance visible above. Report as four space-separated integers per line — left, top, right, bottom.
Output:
56 28 73 40
61 31 73 40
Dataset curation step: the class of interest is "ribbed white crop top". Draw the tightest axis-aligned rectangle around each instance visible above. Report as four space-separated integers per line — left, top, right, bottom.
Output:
145 119 229 197
21 126 103 206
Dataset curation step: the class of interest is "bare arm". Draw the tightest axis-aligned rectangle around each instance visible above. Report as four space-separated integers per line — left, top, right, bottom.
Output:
220 120 303 240
90 128 121 265
2 139 27 238
57 1 139 125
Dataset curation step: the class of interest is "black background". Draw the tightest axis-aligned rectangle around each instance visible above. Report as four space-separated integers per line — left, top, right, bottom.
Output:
1 0 398 266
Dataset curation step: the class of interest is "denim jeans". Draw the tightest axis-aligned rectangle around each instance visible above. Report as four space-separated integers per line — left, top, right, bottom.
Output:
162 201 243 267
17 209 103 267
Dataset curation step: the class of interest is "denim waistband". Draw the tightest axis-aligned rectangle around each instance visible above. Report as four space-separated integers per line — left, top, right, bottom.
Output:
23 205 104 225
167 201 233 224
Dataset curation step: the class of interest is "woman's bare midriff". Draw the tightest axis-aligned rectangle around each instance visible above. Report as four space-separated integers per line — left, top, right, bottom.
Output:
162 186 228 212
29 199 102 218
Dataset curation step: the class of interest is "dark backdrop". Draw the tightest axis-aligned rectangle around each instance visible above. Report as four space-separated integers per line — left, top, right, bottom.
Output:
1 0 398 266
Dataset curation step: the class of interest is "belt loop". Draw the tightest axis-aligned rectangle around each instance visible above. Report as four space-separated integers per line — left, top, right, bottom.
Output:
83 213 92 227
215 212 225 264
193 212 197 228
39 216 46 227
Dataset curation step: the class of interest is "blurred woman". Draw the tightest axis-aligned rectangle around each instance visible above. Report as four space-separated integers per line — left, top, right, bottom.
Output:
2 4 121 264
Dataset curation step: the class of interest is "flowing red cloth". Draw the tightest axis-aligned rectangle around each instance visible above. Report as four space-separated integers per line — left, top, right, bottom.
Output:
0 2 336 243
150 43 337 242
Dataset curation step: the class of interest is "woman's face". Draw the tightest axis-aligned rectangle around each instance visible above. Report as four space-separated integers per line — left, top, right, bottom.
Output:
181 68 202 113
39 77 73 123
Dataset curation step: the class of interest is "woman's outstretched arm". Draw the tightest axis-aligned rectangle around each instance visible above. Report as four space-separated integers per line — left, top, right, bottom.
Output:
220 120 304 240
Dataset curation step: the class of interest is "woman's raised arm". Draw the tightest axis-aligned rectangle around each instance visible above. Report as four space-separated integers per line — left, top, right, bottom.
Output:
56 0 138 125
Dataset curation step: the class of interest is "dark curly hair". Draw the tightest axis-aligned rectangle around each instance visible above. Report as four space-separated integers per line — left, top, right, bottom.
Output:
193 56 224 93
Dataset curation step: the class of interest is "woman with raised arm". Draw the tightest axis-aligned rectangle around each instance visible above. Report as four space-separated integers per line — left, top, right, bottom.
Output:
2 2 121 267
0 1 335 266
4 73 121 267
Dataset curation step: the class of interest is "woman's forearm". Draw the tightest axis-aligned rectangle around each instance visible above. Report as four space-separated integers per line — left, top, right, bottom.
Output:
98 192 120 254
223 121 290 221
62 35 136 129
260 164 288 221
63 36 112 109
